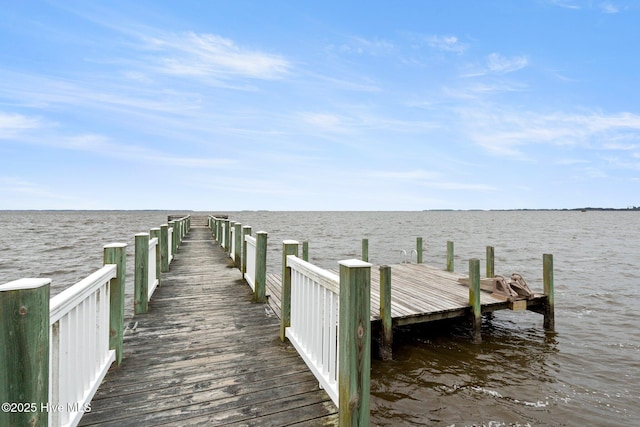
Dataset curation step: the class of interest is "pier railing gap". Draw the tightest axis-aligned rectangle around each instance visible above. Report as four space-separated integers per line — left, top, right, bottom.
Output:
1 215 190 427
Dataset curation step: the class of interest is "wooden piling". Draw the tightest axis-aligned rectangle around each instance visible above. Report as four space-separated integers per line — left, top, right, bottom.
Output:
379 265 393 360
469 258 481 343
486 246 495 278
302 241 309 262
280 240 299 342
0 278 50 427
254 231 268 303
447 241 454 272
104 243 127 365
160 224 169 273
134 233 149 315
362 238 369 262
224 219 231 253
234 222 242 269
338 259 371 426
543 253 555 331
416 237 423 264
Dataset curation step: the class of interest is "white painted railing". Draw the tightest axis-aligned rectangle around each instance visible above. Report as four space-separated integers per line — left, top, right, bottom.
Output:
244 235 257 291
49 265 117 427
148 237 159 300
220 222 227 248
168 227 174 263
230 225 236 261
285 255 340 406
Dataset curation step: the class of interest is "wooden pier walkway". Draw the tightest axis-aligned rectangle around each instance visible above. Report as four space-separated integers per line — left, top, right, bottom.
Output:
79 225 337 426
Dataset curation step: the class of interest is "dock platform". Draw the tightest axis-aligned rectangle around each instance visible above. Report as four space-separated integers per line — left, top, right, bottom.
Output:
79 226 337 426
267 263 547 327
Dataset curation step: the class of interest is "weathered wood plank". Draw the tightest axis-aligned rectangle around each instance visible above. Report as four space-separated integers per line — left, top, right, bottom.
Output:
80 225 337 426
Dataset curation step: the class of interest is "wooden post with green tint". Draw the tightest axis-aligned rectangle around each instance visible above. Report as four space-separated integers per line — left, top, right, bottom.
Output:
362 238 369 262
302 241 309 262
104 243 126 365
224 219 231 253
160 224 169 273
379 265 393 361
446 241 454 272
280 240 299 342
486 246 495 278
416 237 423 264
134 233 149 315
234 222 242 269
469 258 482 343
254 232 268 303
150 227 161 288
242 226 252 276
0 278 50 427
338 259 372 426
543 253 555 331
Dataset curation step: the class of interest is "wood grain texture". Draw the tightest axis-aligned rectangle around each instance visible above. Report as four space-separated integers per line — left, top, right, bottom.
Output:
80 226 337 426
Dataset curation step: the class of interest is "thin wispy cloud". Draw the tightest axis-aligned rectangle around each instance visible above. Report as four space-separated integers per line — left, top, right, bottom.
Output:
486 53 529 74
599 2 620 13
425 35 468 53
142 32 291 80
0 112 43 138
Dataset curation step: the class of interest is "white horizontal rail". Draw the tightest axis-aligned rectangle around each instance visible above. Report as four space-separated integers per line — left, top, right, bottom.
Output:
244 235 257 291
285 255 340 406
148 237 159 300
49 265 117 427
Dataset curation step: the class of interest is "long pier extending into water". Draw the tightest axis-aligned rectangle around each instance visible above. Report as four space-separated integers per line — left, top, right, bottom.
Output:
1 214 555 427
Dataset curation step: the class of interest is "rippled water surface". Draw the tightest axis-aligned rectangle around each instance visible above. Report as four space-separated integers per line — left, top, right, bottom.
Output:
2 210 639 426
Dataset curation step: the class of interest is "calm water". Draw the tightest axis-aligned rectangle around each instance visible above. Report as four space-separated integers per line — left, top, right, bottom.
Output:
1 210 639 426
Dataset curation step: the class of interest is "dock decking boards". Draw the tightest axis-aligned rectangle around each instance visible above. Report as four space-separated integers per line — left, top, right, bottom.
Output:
266 263 545 327
80 226 337 426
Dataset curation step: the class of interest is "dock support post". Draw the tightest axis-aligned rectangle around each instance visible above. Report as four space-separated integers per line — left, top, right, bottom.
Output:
0 278 50 427
338 259 371 426
379 265 393 360
543 253 555 331
416 237 423 264
362 238 369 262
280 240 299 342
134 233 149 314
302 241 309 261
242 226 252 277
160 224 169 273
486 246 494 278
224 219 231 253
469 258 482 343
150 228 161 288
447 241 454 272
254 232 268 303
234 222 242 269
104 243 127 365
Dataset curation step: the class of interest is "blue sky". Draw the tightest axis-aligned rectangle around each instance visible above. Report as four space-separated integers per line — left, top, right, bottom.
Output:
1 0 639 210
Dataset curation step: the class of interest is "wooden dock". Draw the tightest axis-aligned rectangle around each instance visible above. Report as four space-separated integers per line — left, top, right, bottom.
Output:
267 263 546 327
79 225 338 426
